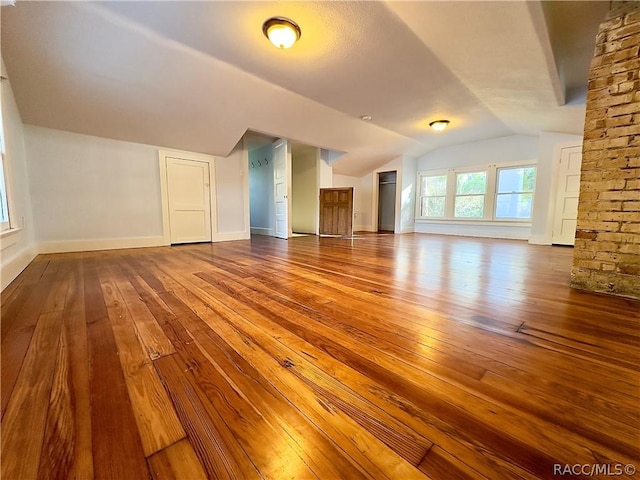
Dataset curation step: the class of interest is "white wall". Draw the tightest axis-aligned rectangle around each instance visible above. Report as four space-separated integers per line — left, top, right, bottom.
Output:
415 135 539 240
26 126 165 252
214 140 250 240
1 62 37 290
358 173 374 230
400 156 417 233
529 132 583 244
25 126 249 253
248 144 274 236
292 147 317 234
318 149 333 189
417 134 539 170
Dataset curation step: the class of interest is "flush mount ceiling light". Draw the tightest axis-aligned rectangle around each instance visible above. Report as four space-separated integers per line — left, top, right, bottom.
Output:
360 115 372 122
429 120 450 131
262 17 301 49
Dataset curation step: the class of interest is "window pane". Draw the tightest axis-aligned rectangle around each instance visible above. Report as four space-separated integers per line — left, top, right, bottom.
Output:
0 157 8 224
456 172 486 195
495 193 533 219
497 167 536 193
454 195 484 218
423 175 447 196
421 196 445 217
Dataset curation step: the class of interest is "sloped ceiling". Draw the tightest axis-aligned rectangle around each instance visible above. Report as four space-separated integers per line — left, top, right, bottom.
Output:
1 1 607 175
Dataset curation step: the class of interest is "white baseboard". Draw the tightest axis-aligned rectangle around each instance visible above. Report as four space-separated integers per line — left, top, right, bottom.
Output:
415 222 530 240
1 245 38 291
354 225 376 232
213 231 250 242
353 225 414 234
528 235 552 245
38 235 167 254
250 227 274 236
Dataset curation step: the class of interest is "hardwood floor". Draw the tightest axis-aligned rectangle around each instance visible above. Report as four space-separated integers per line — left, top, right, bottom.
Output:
1 233 639 480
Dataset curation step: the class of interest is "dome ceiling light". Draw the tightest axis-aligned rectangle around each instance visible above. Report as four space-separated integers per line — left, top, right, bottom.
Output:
429 120 450 131
262 17 301 49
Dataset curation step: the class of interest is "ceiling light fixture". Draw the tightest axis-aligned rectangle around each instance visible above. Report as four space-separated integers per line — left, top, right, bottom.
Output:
262 17 301 49
429 120 450 131
360 115 372 122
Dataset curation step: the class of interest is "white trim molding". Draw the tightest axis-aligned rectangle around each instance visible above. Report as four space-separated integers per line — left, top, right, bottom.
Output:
354 224 375 232
38 236 167 254
1 245 38 291
250 227 274 236
415 221 530 240
213 231 250 242
528 234 552 245
158 148 217 245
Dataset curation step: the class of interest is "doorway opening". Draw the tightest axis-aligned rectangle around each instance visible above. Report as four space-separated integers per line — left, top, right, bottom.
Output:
159 150 216 245
552 146 582 246
377 171 397 233
248 134 323 239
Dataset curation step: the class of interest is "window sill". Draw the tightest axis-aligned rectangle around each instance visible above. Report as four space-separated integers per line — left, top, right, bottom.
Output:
0 227 23 239
415 219 532 227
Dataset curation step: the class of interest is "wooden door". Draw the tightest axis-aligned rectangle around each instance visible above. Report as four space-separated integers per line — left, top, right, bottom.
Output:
166 157 212 244
273 139 291 239
319 188 353 236
552 146 582 245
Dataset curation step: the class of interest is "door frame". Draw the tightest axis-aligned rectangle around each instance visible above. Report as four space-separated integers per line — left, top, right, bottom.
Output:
319 187 354 236
551 145 582 246
377 171 397 232
273 139 292 239
372 169 400 233
158 149 217 245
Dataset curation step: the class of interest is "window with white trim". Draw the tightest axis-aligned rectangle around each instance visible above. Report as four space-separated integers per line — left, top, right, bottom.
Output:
495 166 536 219
454 171 487 218
0 104 9 232
416 162 536 222
419 173 447 218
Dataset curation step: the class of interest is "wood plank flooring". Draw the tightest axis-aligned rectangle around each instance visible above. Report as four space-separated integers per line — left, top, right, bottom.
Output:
1 233 639 479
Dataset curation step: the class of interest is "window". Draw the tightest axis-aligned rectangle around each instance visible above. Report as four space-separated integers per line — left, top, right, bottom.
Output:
416 162 536 222
495 166 535 219
0 157 9 230
454 171 487 218
420 174 447 217
0 108 8 232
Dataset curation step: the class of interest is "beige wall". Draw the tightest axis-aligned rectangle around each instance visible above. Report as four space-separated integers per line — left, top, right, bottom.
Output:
291 146 318 234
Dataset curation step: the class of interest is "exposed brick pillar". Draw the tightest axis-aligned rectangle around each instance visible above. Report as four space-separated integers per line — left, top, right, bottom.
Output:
571 1 640 299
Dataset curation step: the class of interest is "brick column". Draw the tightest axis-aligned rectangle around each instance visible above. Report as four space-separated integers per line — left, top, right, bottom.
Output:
571 1 640 299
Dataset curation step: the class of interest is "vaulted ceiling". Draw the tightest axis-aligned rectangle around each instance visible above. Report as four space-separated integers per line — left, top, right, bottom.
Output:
1 1 607 175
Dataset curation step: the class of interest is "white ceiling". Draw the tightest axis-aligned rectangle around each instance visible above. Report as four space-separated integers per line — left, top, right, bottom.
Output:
1 1 607 176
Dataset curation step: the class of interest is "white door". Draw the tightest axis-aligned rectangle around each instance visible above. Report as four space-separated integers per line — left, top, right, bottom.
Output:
273 139 291 239
552 146 582 245
166 157 212 244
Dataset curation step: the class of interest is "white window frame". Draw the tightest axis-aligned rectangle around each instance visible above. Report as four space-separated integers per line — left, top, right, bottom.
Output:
0 95 11 233
494 165 537 220
417 169 449 218
0 155 10 232
453 168 492 220
416 160 536 223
